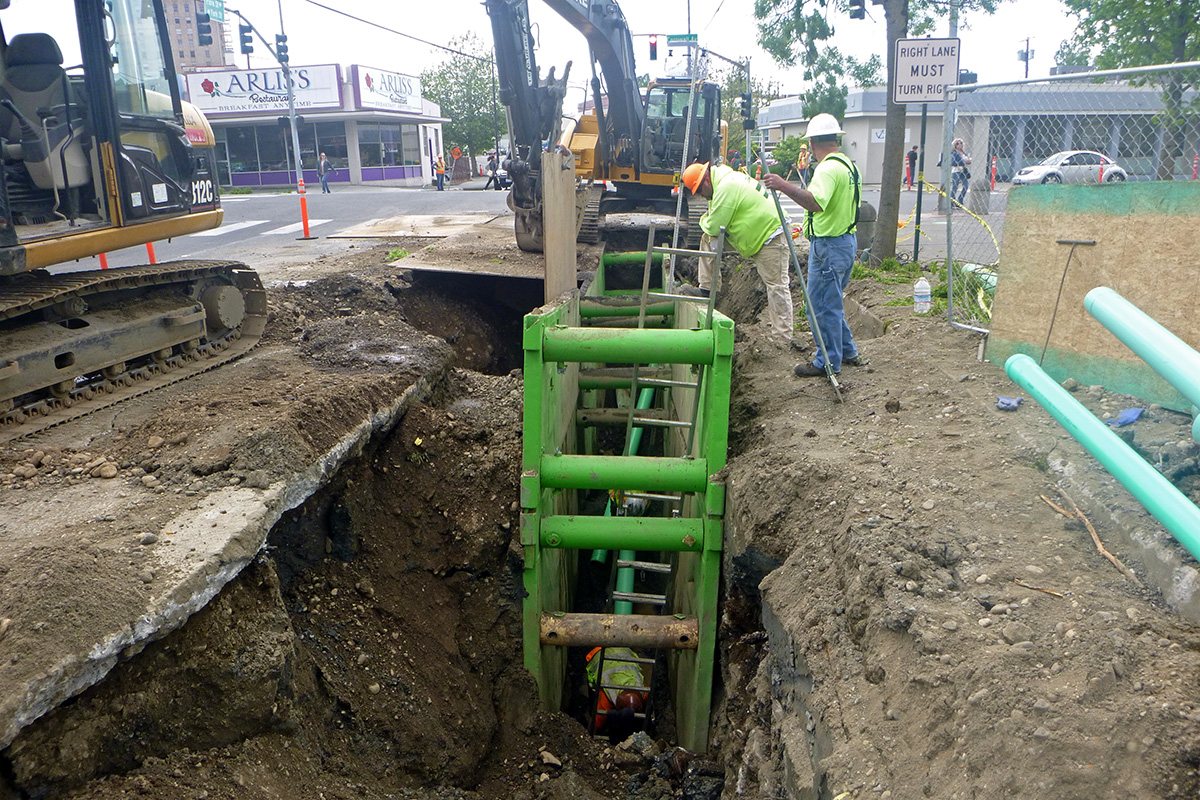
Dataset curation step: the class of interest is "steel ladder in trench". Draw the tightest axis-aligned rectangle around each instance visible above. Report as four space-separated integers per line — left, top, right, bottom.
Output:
521 225 732 752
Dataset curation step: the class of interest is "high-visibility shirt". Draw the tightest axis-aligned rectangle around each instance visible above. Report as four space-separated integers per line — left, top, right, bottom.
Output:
697 164 781 259
585 647 646 707
806 152 859 238
436 159 446 175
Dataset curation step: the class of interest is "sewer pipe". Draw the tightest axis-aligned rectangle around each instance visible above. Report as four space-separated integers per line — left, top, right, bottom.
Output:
1084 287 1200 412
601 251 664 267
1006 354 1200 560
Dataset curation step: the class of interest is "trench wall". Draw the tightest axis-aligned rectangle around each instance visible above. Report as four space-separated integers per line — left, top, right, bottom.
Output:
986 181 1200 412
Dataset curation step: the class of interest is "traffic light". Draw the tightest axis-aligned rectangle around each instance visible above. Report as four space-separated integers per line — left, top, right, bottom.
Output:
849 0 866 19
239 24 253 55
649 34 657 61
196 12 212 46
739 93 752 118
275 33 288 64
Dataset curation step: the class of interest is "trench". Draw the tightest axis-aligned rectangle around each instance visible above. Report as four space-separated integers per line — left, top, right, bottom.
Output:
0 275 737 800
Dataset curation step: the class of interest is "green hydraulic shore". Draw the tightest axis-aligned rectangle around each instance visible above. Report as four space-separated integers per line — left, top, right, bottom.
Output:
521 253 733 752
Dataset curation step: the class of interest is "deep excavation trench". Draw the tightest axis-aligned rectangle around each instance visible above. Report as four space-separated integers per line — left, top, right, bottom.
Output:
0 272 754 800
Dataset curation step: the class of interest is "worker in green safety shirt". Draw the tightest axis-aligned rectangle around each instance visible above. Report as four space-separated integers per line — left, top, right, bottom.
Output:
586 646 648 742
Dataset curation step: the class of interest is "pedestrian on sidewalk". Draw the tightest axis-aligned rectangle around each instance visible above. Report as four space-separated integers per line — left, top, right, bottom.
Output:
681 160 795 344
318 152 335 194
435 154 446 191
483 154 501 190
762 113 867 377
906 145 918 191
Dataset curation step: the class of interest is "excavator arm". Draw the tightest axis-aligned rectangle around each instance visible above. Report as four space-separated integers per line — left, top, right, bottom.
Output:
485 0 571 251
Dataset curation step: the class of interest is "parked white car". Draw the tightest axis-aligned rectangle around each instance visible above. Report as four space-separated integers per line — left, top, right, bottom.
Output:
1012 150 1129 185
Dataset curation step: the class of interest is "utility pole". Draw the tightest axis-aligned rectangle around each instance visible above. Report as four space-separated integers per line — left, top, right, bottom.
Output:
234 7 315 239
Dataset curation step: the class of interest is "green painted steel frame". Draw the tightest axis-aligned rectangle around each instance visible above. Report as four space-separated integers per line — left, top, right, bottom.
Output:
521 278 733 753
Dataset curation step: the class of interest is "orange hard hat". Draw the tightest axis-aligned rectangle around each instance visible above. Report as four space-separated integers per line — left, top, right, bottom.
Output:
682 162 709 193
616 690 645 713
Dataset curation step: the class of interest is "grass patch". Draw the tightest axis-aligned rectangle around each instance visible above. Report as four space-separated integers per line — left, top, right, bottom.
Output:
226 187 253 195
386 248 410 260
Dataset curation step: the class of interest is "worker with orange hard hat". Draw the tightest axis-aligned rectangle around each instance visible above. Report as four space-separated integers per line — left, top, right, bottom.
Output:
585 646 649 743
680 160 795 342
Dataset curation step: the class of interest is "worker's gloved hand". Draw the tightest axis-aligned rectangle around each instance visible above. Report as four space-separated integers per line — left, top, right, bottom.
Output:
1106 407 1145 428
995 396 1023 411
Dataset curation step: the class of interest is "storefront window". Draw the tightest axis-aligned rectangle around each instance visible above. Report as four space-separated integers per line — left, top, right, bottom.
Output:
359 122 382 167
401 125 421 165
315 122 347 168
224 126 259 173
257 126 290 171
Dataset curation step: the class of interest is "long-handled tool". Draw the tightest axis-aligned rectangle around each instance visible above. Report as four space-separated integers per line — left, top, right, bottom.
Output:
752 145 843 402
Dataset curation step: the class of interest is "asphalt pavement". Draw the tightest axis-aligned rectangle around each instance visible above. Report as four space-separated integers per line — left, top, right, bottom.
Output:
48 177 511 275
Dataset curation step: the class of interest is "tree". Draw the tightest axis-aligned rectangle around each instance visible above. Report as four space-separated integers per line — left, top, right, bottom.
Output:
754 0 1008 260
712 67 780 158
1062 0 1200 180
771 135 805 176
420 34 504 164
803 46 884 121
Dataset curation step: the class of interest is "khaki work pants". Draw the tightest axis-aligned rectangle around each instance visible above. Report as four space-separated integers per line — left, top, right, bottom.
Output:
699 232 794 339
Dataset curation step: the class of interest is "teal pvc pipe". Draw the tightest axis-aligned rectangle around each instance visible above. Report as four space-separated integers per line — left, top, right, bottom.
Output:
1085 287 1200 410
540 453 707 493
602 251 664 267
1006 354 1200 559
542 515 704 552
542 327 714 365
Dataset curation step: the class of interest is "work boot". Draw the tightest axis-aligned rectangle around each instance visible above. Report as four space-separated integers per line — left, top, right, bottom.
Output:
843 354 870 367
794 362 834 377
676 284 710 298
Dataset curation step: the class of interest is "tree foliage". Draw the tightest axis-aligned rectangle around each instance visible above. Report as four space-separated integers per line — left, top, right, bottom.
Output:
419 34 504 161
753 0 1008 260
712 67 780 157
1063 0 1200 179
803 47 884 121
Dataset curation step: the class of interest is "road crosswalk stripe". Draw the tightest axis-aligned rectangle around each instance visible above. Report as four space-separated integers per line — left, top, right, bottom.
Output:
190 220 270 237
261 219 332 236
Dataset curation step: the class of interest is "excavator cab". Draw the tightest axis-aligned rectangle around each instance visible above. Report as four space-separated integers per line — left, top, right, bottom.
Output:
0 0 219 275
640 80 721 175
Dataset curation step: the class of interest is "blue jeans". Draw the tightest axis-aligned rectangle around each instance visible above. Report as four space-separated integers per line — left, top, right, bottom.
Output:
952 172 967 204
319 173 330 193
807 232 858 373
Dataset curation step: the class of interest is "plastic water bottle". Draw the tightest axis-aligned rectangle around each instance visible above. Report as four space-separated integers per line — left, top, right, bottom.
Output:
913 277 931 314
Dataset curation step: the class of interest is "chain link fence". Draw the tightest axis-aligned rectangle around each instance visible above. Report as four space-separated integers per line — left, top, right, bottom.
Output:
939 61 1200 331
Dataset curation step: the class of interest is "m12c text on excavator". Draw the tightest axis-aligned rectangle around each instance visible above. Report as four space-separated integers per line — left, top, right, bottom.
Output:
486 0 726 252
0 0 266 438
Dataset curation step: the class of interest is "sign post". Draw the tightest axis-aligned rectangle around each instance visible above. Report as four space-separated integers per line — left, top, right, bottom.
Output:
893 37 960 264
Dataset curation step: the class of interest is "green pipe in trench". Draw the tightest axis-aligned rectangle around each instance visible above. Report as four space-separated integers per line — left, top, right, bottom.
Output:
592 387 657 614
1006 354 1200 559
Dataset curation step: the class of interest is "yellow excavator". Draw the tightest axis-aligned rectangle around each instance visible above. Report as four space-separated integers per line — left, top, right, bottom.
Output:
486 0 726 251
0 0 265 435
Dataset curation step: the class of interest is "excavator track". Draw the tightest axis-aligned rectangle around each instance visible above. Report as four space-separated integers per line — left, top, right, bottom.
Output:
576 190 602 245
0 260 266 443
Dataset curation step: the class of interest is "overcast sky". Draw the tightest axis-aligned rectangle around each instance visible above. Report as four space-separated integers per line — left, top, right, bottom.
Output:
9 0 1079 103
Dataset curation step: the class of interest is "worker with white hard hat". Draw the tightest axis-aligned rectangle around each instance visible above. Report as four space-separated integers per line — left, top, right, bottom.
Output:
762 113 867 376
680 159 795 342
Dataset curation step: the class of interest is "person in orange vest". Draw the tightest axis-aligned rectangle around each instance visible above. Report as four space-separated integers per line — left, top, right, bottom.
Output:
585 646 648 743
435 154 446 191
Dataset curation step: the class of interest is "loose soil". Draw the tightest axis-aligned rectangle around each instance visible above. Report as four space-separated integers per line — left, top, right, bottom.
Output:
1 217 1198 800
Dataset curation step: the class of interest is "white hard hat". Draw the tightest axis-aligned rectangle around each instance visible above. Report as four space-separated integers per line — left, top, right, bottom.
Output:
805 113 845 138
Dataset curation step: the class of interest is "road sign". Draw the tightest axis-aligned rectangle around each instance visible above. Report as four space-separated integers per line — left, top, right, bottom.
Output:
667 34 698 48
205 0 225 23
893 38 960 105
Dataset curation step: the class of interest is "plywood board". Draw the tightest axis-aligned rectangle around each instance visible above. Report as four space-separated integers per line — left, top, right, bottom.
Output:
986 181 1200 410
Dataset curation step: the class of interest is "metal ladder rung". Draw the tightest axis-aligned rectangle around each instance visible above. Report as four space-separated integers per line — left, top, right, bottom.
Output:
621 493 682 505
612 591 667 606
598 653 658 665
638 378 699 389
654 292 713 302
599 681 651 692
652 246 718 258
631 416 692 429
617 558 674 572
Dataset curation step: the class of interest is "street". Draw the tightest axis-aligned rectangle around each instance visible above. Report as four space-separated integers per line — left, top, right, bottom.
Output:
48 183 512 275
